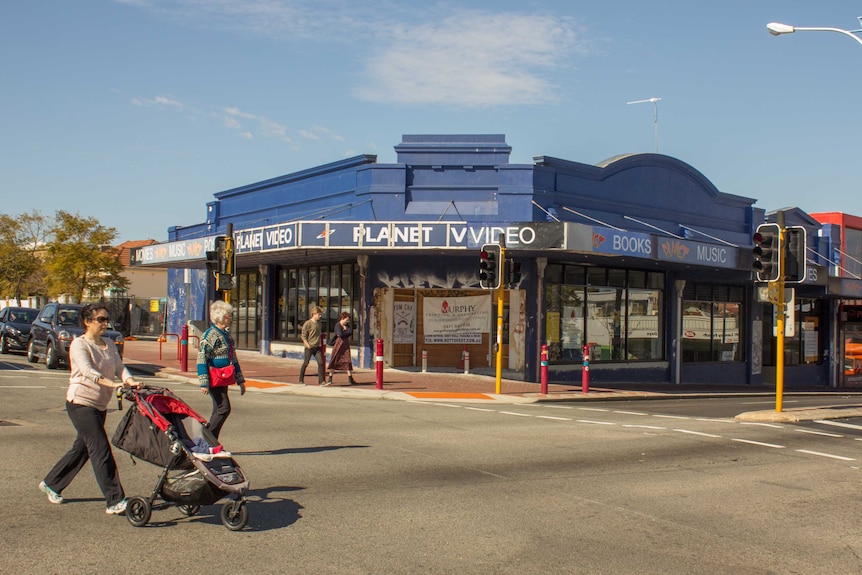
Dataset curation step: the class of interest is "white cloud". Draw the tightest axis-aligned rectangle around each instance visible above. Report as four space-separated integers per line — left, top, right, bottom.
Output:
223 106 257 120
115 2 587 108
356 11 581 107
132 95 186 109
300 125 344 142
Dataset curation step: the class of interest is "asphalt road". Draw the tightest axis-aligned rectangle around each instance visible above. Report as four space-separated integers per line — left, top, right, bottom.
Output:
4 353 862 574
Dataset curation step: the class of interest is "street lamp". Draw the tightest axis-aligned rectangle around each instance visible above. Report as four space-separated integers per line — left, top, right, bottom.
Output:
766 18 862 47
627 97 662 153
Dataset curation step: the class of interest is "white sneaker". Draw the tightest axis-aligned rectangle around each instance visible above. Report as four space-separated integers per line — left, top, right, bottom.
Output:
39 481 63 504
106 499 127 515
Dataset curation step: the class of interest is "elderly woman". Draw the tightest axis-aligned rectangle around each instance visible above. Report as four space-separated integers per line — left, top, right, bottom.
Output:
39 303 140 515
197 299 245 439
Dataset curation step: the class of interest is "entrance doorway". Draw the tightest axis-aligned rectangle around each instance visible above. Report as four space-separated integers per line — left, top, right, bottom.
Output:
233 270 259 350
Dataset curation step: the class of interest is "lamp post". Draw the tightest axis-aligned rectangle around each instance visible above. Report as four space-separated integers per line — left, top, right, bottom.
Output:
766 18 862 47
626 97 662 153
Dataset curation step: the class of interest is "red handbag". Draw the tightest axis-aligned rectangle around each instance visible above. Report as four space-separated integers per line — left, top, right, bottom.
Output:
208 332 236 387
208 364 236 387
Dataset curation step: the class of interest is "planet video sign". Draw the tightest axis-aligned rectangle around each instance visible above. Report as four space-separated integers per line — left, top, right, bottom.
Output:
131 220 742 270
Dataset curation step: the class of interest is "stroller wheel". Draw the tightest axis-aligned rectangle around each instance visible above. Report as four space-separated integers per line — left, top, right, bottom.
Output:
126 496 151 527
178 504 200 517
220 500 249 531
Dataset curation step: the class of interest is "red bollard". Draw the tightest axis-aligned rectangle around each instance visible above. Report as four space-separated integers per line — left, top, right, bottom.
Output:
540 344 549 394
180 324 189 373
322 341 327 374
582 344 590 394
375 339 384 390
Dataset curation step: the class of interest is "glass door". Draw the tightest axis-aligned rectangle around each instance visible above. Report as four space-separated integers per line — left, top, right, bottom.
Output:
232 270 259 350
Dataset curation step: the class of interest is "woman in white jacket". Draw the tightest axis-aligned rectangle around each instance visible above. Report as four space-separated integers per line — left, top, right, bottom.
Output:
39 303 139 515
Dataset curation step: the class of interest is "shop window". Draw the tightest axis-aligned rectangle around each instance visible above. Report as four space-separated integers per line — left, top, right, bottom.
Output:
682 283 744 363
545 265 664 363
762 298 823 366
275 263 358 341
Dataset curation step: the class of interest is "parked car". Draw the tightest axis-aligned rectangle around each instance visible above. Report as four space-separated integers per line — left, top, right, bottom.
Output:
0 306 39 354
27 303 125 369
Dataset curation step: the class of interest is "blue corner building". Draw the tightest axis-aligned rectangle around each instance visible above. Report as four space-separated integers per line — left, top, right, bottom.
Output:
132 134 839 388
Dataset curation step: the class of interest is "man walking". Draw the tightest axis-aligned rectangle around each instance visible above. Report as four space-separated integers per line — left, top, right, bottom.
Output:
299 306 325 385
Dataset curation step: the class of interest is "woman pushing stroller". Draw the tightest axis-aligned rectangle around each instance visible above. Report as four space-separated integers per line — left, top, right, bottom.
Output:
39 303 141 515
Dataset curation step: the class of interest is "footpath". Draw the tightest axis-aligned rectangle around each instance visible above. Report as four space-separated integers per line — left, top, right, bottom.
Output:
122 339 862 423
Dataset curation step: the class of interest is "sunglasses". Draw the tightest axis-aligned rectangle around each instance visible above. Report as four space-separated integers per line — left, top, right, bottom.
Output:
93 316 110 323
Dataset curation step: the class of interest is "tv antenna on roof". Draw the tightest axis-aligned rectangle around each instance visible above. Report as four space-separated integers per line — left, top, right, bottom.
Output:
626 97 662 152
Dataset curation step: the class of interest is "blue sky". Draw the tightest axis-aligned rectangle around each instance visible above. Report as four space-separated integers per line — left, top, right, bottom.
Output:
4 1 862 243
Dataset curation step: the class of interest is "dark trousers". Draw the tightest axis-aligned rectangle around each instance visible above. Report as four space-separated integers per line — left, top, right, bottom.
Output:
43 402 125 506
299 346 324 383
207 386 232 439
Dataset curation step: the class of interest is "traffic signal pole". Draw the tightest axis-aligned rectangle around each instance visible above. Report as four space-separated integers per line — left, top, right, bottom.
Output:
775 214 786 412
495 244 505 394
223 223 234 304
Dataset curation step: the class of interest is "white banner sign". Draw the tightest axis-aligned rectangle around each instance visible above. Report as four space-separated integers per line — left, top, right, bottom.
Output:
394 301 415 344
423 295 491 344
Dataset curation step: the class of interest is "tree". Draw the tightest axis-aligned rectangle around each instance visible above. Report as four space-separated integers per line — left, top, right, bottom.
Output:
44 211 129 301
0 210 50 303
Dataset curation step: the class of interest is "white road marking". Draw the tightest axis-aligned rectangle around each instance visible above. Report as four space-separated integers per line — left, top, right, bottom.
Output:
543 405 574 410
653 414 690 420
577 407 610 412
0 385 47 388
739 422 784 429
674 429 722 438
732 439 785 449
795 429 843 438
614 410 648 416
814 420 862 431
499 411 532 417
536 415 572 421
695 418 736 424
796 449 855 462
464 407 495 412
623 424 667 430
576 419 616 425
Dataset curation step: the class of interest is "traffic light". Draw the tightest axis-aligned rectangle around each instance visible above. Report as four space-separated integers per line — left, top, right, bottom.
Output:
509 260 522 287
752 223 781 282
206 235 226 273
205 248 220 273
215 273 233 292
479 244 502 289
785 226 807 283
223 233 234 276
206 235 234 292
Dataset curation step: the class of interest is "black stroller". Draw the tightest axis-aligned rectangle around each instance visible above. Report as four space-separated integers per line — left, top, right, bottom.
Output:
112 385 250 530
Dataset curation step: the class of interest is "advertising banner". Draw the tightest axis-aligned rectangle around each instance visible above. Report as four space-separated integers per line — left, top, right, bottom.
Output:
423 295 491 344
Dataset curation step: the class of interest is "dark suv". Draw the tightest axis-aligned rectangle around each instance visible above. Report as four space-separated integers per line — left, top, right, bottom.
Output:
0 306 39 354
27 303 125 369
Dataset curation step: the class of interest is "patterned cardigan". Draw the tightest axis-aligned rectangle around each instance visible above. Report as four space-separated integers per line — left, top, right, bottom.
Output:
197 325 245 388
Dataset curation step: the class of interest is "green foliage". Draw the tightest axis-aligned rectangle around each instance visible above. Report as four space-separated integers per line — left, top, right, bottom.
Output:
43 211 129 300
0 210 50 302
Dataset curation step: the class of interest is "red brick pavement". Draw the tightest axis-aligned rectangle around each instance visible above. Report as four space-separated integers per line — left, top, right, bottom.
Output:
120 339 793 402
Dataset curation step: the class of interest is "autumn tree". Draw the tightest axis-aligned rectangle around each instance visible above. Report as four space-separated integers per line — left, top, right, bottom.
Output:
0 210 50 302
44 211 129 301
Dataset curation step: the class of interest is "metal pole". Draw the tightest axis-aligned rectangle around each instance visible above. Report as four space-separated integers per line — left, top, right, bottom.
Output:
776 212 786 412
495 244 506 394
